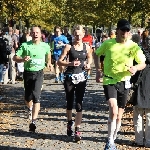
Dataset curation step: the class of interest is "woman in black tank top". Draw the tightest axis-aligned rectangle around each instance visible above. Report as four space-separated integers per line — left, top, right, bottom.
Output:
57 25 92 142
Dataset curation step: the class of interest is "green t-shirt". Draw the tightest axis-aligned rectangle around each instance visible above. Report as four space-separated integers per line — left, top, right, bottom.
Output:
95 38 146 85
16 41 50 71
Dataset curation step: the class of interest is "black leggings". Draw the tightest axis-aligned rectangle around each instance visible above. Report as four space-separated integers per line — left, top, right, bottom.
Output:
64 78 86 112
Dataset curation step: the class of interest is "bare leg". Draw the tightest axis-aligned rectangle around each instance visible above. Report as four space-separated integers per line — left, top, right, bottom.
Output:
32 103 40 120
66 109 72 121
75 112 82 127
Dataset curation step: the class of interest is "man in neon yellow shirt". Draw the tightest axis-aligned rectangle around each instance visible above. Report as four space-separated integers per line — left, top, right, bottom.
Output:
94 19 146 150
13 26 52 132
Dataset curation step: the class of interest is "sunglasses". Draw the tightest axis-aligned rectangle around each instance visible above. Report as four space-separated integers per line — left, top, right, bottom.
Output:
120 28 130 32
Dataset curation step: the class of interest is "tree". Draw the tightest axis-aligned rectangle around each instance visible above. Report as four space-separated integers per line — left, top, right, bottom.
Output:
0 0 150 31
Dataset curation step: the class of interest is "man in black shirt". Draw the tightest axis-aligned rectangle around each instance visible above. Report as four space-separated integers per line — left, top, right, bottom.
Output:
63 26 72 46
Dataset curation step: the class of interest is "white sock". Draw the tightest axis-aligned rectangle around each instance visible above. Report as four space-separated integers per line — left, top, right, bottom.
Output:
27 106 32 111
113 121 121 140
108 118 116 144
29 107 32 111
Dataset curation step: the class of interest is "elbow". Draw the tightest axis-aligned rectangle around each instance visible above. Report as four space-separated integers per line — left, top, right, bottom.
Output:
142 62 146 68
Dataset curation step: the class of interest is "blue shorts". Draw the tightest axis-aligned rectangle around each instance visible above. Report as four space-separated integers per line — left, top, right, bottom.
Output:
53 54 67 62
53 54 60 61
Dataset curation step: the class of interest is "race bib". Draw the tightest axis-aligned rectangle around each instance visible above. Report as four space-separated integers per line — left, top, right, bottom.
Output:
17 62 24 72
125 76 131 89
30 58 43 68
71 72 86 84
56 43 63 49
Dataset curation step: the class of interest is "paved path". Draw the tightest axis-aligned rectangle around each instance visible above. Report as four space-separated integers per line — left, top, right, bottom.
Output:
0 69 148 150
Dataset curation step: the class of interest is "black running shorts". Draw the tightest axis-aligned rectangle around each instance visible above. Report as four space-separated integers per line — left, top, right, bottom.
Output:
23 69 43 103
103 81 129 108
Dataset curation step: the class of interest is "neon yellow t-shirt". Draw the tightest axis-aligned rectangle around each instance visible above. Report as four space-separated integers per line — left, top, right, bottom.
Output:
95 38 146 85
16 41 50 71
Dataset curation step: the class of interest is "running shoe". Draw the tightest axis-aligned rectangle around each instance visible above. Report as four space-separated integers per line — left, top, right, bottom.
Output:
60 73 64 82
74 131 81 142
104 141 117 150
55 77 59 83
67 120 74 136
29 122 36 132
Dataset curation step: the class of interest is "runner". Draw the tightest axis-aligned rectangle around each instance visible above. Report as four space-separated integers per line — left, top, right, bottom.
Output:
50 26 69 83
63 26 72 45
57 25 92 142
13 26 52 132
94 19 146 149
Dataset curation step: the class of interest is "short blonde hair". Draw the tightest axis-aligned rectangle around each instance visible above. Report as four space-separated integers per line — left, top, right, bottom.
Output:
73 25 85 34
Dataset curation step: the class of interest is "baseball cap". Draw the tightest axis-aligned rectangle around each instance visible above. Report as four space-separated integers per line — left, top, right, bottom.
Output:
117 19 130 30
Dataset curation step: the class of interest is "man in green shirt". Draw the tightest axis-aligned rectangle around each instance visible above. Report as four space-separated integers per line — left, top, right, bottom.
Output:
13 26 52 132
94 19 146 149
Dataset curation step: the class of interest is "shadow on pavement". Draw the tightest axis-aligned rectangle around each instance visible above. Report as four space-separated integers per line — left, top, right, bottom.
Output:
0 146 36 150
0 128 108 143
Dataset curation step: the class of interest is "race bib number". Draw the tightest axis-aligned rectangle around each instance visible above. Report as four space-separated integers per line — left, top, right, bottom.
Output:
56 43 63 49
125 76 131 89
30 58 43 68
71 72 86 84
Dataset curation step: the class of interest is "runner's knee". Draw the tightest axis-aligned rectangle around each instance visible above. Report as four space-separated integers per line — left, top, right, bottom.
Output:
76 102 82 112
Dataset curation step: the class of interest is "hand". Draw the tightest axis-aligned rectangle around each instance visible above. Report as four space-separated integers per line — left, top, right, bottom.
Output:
47 62 54 72
96 70 101 83
127 65 137 76
70 58 81 66
23 56 31 62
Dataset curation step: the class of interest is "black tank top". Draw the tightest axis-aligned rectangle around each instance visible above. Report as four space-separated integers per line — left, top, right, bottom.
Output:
65 44 87 74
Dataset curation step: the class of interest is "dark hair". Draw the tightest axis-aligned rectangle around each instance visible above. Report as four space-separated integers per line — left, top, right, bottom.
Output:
102 34 108 39
83 27 88 31
54 26 62 32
